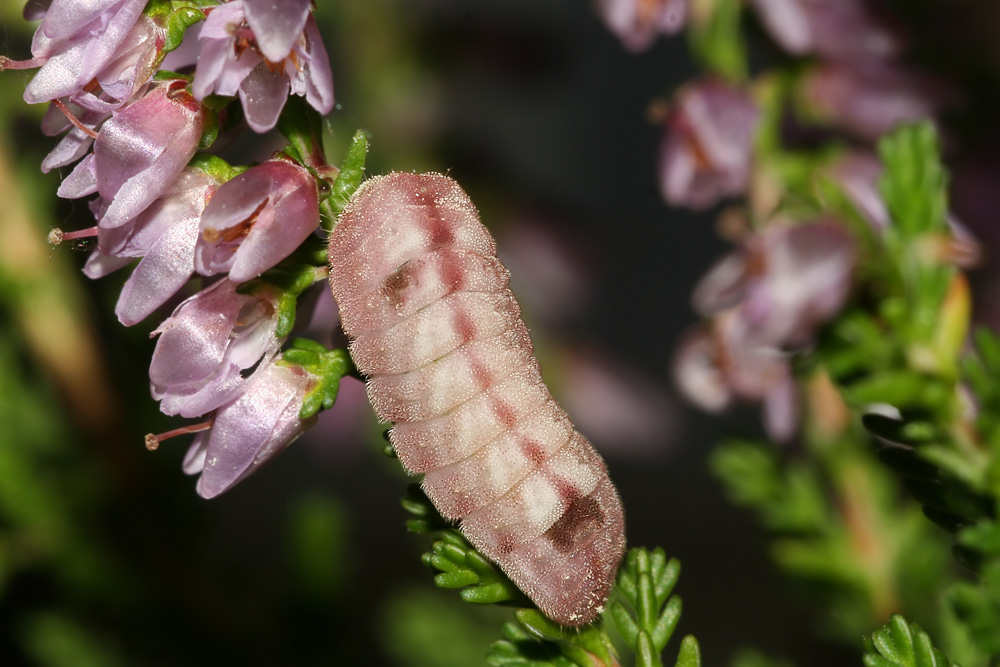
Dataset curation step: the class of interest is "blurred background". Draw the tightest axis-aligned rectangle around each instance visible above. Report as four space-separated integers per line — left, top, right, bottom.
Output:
3 1 1000 665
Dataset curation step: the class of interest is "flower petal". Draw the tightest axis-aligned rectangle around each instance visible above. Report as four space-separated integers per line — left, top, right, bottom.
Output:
194 362 314 498
238 61 290 133
243 0 311 63
116 216 199 326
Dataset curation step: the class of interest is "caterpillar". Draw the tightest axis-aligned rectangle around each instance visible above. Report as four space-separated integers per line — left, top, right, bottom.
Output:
327 172 625 626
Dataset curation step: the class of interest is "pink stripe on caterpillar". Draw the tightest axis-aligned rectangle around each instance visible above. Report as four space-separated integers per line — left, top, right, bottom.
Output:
349 291 522 376
328 172 625 627
336 249 510 336
391 372 550 473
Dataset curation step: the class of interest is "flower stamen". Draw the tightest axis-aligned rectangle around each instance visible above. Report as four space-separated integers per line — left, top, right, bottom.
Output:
145 420 214 451
49 226 99 245
0 55 47 71
52 98 100 139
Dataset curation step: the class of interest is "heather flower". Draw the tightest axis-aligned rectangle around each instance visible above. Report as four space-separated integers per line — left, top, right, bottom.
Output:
69 14 166 113
194 159 320 282
659 80 760 210
192 0 334 132
149 279 284 418
59 80 206 230
674 313 799 442
80 168 220 326
694 222 856 348
800 62 950 141
9 0 148 105
596 0 687 52
182 359 317 499
749 0 899 64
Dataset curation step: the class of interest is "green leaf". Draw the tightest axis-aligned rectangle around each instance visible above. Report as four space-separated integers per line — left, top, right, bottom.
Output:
947 559 1000 654
877 123 955 351
610 548 692 667
687 0 747 82
160 6 206 54
276 340 353 419
673 636 702 667
878 123 948 238
187 153 244 184
326 129 369 220
862 614 959 667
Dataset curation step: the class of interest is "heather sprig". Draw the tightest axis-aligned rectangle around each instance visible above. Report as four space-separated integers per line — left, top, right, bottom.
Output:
4 0 357 499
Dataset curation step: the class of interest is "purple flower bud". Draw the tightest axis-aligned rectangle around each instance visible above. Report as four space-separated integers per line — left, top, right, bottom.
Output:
749 0 900 64
801 62 952 141
22 0 148 105
86 80 205 229
194 159 319 282
192 0 334 132
149 279 283 418
659 80 759 210
182 359 317 498
596 0 687 52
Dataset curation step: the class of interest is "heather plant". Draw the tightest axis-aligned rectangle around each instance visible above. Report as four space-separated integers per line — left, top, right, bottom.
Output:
2 1 1000 666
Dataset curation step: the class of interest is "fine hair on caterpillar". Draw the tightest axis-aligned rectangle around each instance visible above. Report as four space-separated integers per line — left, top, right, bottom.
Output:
327 172 626 626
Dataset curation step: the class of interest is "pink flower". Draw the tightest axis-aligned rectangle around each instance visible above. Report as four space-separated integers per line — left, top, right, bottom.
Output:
659 80 760 210
70 14 166 113
59 80 206 230
194 159 320 282
749 0 900 64
694 222 856 348
682 221 854 441
82 168 220 326
596 0 687 52
182 359 317 498
800 62 951 142
191 0 334 132
149 279 283 418
16 0 149 105
675 314 799 442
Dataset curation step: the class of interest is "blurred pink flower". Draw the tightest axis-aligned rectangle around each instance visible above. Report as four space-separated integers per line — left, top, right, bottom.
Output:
674 314 799 442
194 158 320 282
659 80 759 210
801 62 951 141
694 222 856 348
182 359 317 498
191 0 334 132
749 0 899 64
596 0 687 52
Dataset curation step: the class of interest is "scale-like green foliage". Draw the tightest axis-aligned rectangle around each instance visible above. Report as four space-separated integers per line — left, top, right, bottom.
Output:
862 615 959 667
